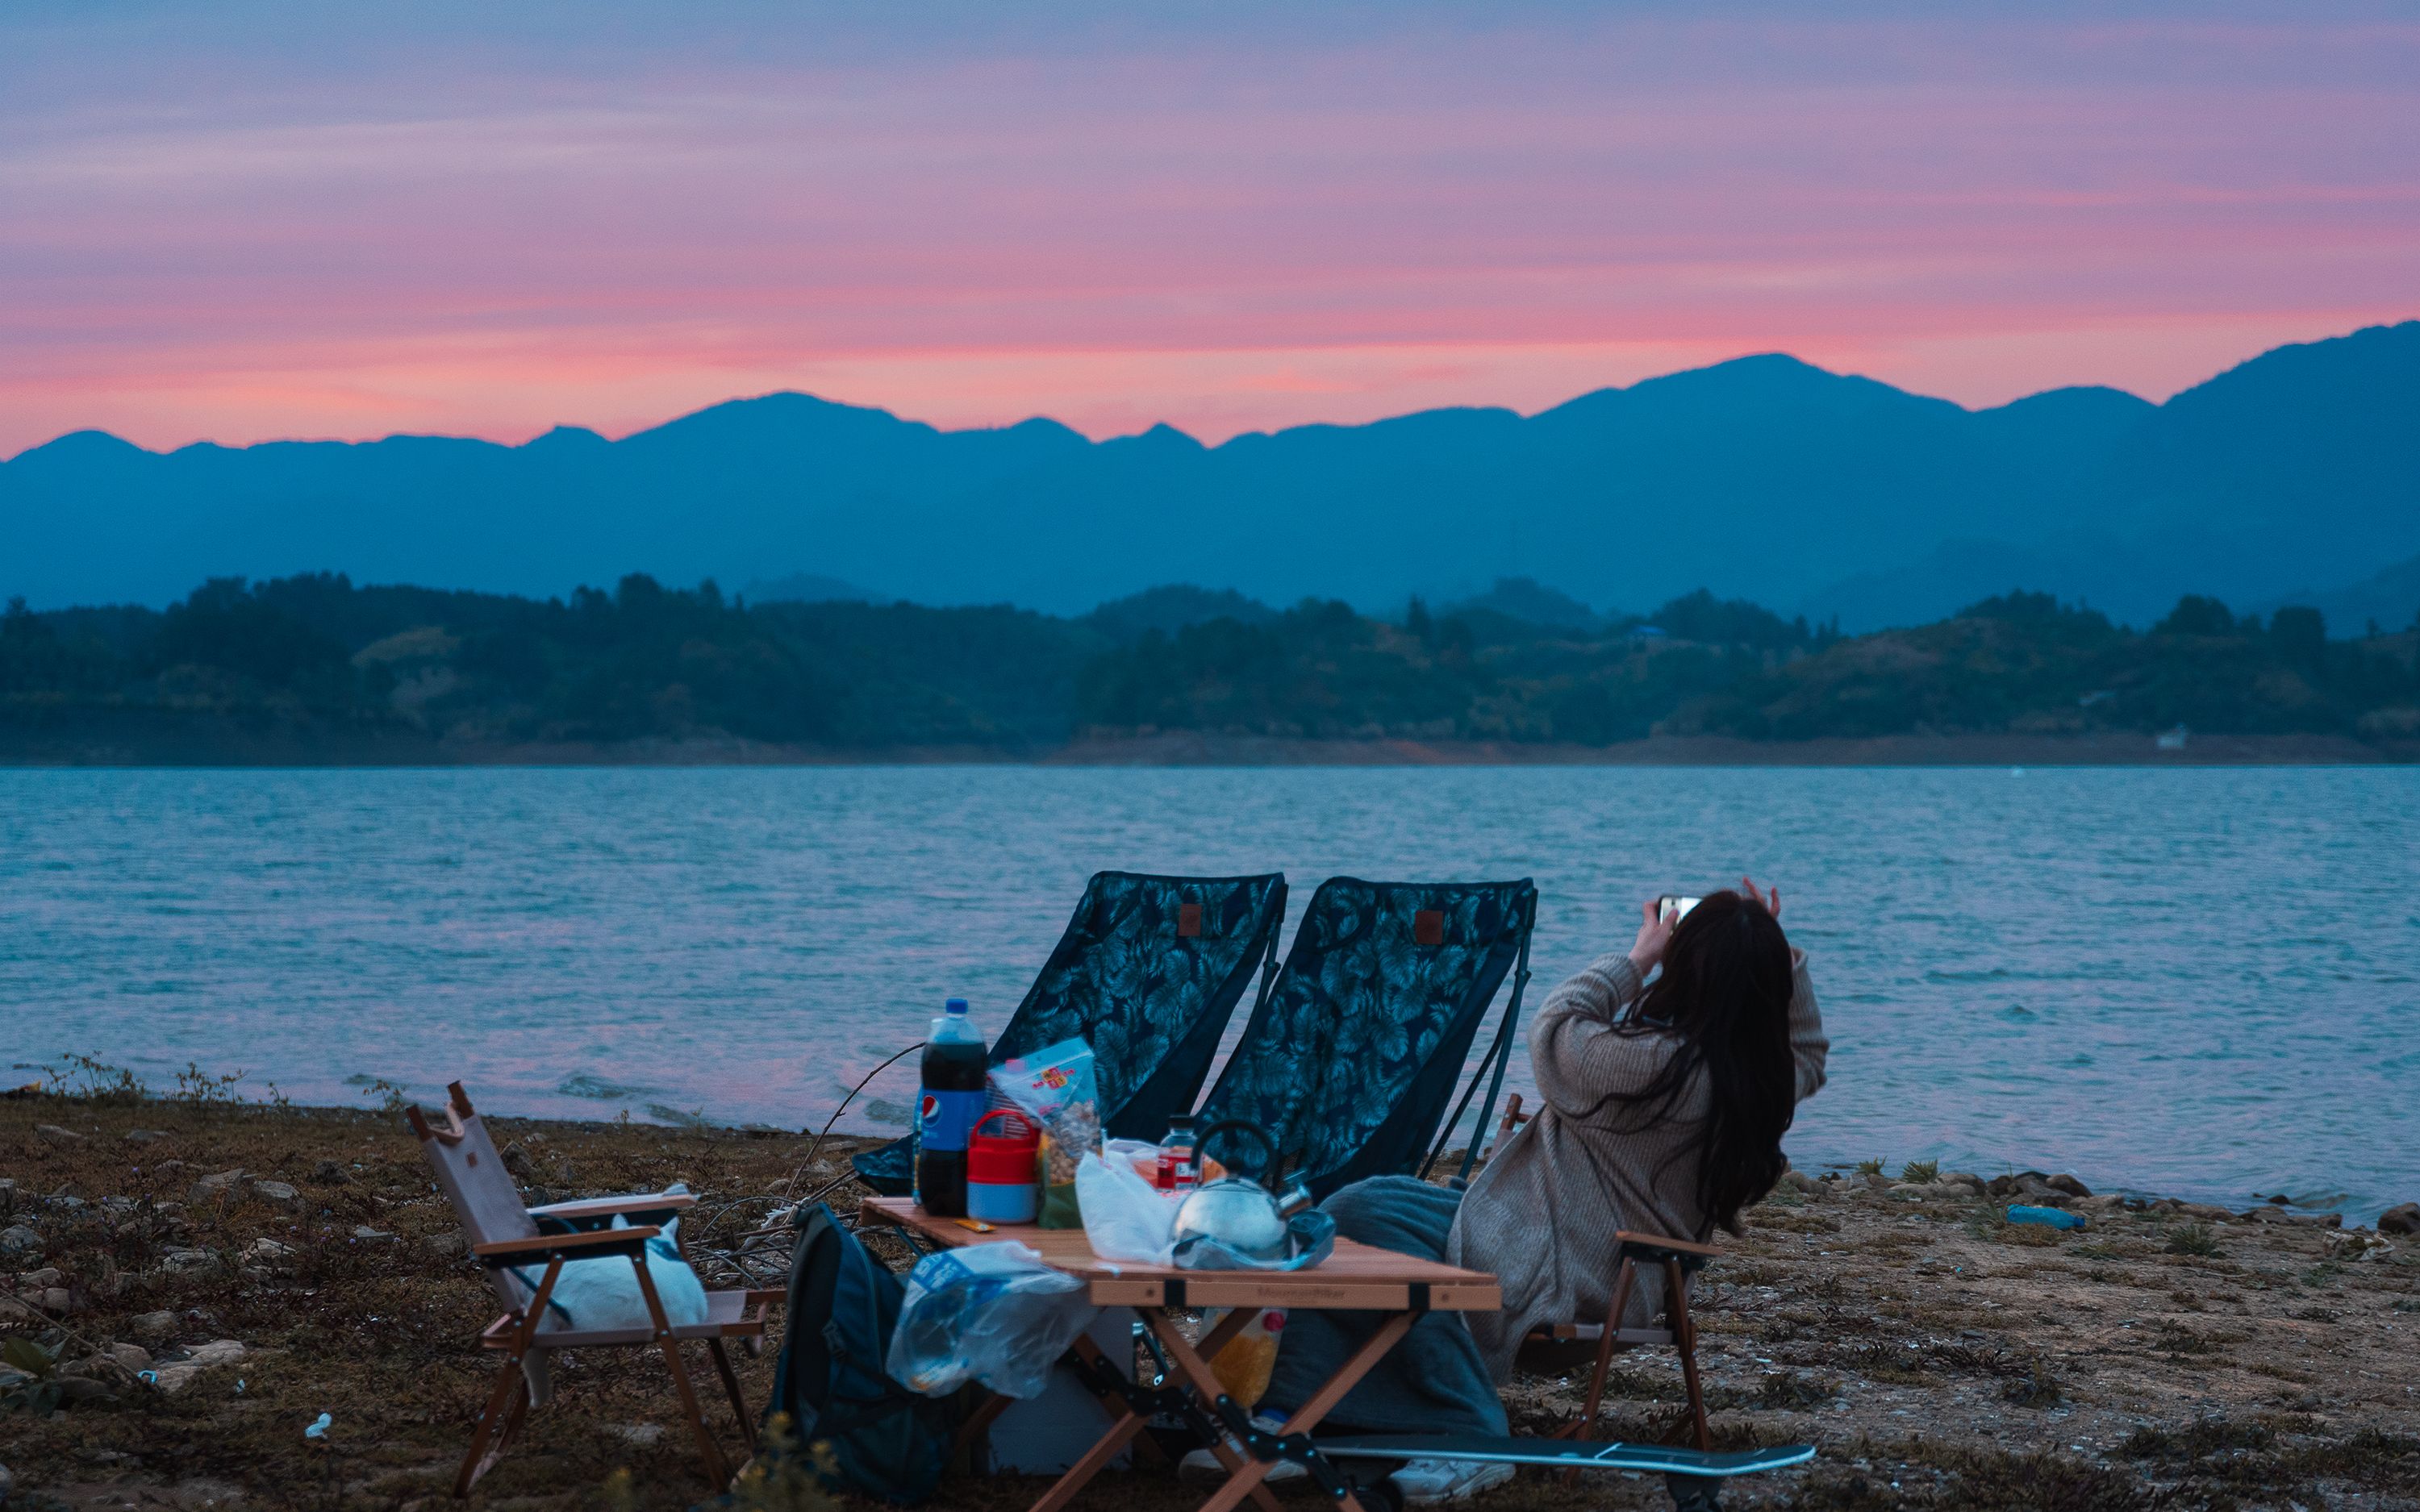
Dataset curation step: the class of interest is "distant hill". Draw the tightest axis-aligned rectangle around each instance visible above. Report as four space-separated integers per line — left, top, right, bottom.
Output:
2259 552 2420 638
9 573 2412 763
5 323 2416 631
741 572 872 606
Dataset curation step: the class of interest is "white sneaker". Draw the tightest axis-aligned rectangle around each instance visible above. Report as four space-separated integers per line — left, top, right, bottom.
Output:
1387 1457 1517 1504
1178 1414 1307 1483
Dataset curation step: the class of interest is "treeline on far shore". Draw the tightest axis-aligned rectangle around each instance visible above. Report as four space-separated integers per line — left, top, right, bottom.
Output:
3 573 2418 760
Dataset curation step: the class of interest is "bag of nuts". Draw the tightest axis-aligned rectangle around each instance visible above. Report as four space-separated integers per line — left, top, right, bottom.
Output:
992 1037 1101 1229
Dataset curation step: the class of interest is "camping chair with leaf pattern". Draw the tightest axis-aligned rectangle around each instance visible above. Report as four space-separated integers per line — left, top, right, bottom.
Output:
853 870 1288 1193
1195 876 1537 1201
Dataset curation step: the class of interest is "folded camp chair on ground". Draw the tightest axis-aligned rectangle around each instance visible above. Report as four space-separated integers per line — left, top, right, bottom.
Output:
853 870 1287 1193
1194 876 1537 1202
409 1082 774 1497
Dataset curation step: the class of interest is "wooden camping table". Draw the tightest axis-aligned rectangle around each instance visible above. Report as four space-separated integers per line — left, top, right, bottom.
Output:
860 1196 1500 1512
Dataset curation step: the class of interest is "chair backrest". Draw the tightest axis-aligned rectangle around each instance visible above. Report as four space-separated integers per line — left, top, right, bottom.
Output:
1197 877 1537 1199
991 871 1287 1143
408 1082 537 1309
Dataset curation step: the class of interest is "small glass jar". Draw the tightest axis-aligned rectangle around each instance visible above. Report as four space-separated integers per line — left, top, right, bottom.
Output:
1156 1115 1200 1191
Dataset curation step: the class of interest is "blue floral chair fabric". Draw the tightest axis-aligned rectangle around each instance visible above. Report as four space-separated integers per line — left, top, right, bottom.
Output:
853 871 1288 1195
1195 877 1538 1202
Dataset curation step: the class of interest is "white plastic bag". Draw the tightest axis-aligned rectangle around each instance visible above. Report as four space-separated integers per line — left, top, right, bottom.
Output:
886 1241 1097 1400
1076 1151 1182 1265
1103 1138 1162 1180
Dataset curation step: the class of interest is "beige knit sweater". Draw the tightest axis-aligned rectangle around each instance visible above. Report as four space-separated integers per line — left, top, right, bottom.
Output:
1446 948 1829 1382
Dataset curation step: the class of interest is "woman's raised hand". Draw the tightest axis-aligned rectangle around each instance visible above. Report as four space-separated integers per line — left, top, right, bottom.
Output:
1628 897 1677 975
1740 875 1782 918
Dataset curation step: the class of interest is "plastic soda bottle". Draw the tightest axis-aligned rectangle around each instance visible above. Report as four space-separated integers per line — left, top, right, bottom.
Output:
1156 1115 1201 1192
915 998 987 1216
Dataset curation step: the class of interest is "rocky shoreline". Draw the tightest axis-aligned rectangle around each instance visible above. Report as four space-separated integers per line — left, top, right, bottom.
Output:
4 1096 2417 1510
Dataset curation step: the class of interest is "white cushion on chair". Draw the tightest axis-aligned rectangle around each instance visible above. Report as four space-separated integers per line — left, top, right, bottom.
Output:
522 1215 711 1335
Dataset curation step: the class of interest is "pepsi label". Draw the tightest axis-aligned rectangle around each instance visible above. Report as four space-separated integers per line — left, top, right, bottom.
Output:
920 1089 983 1152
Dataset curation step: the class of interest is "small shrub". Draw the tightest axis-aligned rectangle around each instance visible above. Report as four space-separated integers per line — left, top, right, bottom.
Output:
43 1053 148 1104
2166 1222 2221 1256
1899 1159 1939 1184
356 1077 411 1114
2001 1357 2063 1408
1752 1370 1838 1410
2151 1322 2225 1356
1837 1340 1930 1384
1854 1157 1885 1177
172 1061 247 1107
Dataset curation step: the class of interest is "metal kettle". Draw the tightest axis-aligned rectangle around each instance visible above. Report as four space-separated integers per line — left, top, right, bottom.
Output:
1170 1120 1315 1264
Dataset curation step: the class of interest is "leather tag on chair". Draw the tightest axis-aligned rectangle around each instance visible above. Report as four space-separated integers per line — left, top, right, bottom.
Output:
1178 903 1203 938
1414 909 1445 945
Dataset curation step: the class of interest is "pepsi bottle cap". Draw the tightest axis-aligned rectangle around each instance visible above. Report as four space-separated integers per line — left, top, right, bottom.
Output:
945 998 969 1014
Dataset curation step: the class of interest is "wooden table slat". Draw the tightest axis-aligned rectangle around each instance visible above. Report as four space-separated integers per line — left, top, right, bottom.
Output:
859 1196 1500 1311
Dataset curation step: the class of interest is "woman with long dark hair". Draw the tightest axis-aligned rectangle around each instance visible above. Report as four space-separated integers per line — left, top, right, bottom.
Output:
1450 877 1829 1379
1191 877 1827 1504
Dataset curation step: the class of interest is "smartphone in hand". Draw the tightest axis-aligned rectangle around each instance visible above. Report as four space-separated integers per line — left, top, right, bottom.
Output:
1658 894 1701 923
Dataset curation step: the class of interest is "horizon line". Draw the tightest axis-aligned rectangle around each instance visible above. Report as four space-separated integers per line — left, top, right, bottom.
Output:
10 315 2410 465
0 331 2272 465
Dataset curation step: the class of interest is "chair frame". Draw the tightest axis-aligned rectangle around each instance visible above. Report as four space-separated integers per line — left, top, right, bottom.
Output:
1491 1095 1717 1464
408 1081 774 1497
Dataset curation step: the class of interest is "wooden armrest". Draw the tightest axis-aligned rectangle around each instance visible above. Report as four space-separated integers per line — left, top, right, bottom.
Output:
528 1191 698 1222
474 1226 661 1264
1614 1229 1718 1268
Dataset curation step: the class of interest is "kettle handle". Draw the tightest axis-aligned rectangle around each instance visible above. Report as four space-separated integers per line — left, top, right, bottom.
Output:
1193 1119 1278 1183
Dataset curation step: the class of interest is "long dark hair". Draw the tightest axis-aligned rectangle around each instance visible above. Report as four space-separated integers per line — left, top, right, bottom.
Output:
1594 890 1797 1234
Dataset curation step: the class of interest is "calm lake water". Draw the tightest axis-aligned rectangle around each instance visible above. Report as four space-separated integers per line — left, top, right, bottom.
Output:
4 766 2414 1220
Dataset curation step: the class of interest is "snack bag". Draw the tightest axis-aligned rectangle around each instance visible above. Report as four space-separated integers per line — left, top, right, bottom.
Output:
991 1038 1100 1228
1209 1308 1287 1406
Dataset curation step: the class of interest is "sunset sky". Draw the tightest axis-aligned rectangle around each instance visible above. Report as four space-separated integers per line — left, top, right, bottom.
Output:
2 1 2415 456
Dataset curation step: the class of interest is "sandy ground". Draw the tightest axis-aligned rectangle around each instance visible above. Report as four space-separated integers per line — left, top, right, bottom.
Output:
3 1094 2415 1511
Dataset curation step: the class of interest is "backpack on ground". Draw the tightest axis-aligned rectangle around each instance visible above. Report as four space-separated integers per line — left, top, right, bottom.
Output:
759 1202 964 1504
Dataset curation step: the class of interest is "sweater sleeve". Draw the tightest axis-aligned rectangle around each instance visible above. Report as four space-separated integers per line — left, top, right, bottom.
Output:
1788 948 1829 1103
1528 950 1664 1118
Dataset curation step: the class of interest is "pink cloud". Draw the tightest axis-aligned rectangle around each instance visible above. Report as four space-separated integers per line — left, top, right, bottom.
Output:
2 7 2415 453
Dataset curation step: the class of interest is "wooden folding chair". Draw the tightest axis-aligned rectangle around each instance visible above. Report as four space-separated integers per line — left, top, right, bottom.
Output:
407 1081 775 1497
1494 1097 1717 1462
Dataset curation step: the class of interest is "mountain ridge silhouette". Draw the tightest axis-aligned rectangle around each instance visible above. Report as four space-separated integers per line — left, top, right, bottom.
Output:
6 322 2415 630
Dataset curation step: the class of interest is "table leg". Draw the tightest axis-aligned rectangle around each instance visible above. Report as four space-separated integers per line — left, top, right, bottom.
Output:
1026 1407 1153 1512
955 1389 1014 1460
1141 1312 1283 1512
1028 1307 1263 1512
1191 1310 1417 1512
